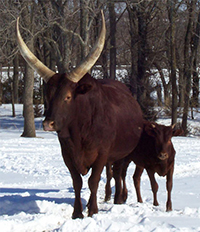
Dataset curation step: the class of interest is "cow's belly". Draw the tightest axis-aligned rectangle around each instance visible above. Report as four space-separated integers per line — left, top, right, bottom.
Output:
108 132 141 163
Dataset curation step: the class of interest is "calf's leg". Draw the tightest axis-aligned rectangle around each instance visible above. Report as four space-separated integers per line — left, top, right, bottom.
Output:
166 165 174 211
133 166 144 203
146 169 159 206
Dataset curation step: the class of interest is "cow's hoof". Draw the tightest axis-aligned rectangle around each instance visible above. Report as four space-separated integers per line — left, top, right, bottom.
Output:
104 195 111 202
72 212 84 219
114 196 124 204
88 208 98 217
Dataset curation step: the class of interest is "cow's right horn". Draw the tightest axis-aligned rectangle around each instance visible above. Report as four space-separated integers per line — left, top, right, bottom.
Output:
67 10 106 83
16 18 56 83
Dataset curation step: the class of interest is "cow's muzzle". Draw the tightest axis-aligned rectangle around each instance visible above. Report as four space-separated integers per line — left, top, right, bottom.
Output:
158 152 169 160
43 120 55 131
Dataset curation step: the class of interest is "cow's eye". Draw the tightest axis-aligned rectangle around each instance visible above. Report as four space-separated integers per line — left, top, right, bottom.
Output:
64 95 71 102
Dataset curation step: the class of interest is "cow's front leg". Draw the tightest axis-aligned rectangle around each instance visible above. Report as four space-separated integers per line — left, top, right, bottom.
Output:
166 164 174 211
63 158 83 219
64 160 83 219
59 138 84 219
87 159 105 217
133 166 144 203
71 171 83 219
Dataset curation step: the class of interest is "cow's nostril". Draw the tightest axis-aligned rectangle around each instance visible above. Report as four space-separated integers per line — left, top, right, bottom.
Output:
49 121 55 129
43 120 55 131
158 152 169 160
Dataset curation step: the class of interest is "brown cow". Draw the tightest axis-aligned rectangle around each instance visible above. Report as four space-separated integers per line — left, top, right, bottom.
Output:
105 121 182 211
16 11 143 219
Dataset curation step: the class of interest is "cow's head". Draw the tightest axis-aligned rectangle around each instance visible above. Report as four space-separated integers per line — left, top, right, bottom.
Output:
16 11 106 133
42 72 96 133
144 122 183 161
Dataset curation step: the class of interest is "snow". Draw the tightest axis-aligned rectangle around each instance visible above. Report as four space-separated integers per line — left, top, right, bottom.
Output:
1 104 200 232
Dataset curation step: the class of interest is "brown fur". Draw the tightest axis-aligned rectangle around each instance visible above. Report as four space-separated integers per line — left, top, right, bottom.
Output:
105 121 183 211
43 73 143 218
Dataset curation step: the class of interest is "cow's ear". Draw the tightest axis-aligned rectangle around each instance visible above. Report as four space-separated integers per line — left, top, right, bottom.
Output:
75 83 93 95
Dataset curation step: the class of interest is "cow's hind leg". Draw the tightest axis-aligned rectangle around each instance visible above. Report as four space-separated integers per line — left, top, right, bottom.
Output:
133 166 144 203
105 163 113 202
121 159 131 202
113 160 124 204
146 169 159 206
87 158 105 217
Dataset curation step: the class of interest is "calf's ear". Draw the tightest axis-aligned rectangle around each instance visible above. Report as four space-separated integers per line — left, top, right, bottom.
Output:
144 123 157 137
173 128 184 137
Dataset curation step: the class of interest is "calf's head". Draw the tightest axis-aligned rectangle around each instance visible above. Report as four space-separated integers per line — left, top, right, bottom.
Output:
144 122 182 161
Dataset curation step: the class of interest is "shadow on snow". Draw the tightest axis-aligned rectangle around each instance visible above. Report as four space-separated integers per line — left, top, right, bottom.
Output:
0 187 87 216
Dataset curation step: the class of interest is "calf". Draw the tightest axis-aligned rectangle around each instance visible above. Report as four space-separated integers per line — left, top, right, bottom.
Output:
105 121 182 211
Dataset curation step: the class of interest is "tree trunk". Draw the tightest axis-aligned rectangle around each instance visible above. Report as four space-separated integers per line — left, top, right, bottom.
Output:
21 59 36 137
101 40 109 79
154 62 170 107
178 68 184 107
0 64 2 105
11 83 16 117
109 1 116 80
13 54 19 103
191 10 200 107
168 0 178 125
20 2 36 137
136 4 147 106
80 0 89 60
182 1 195 134
127 4 137 98
0 80 2 106
156 84 162 106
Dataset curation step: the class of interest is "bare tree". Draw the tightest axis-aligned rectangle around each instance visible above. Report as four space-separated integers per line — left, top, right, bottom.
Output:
80 0 89 59
167 0 178 125
182 0 196 134
109 0 117 80
20 1 36 137
127 3 138 98
191 5 200 107
13 54 19 103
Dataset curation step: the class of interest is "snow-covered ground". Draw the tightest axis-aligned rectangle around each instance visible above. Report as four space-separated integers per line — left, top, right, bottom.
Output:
0 104 200 232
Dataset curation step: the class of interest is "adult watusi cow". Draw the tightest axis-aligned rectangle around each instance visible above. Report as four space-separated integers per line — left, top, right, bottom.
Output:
16 11 143 219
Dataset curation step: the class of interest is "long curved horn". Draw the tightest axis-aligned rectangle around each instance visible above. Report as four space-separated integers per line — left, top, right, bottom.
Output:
67 10 106 83
16 18 56 83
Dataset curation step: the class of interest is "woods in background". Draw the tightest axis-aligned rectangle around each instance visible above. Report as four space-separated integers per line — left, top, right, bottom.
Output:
0 0 200 136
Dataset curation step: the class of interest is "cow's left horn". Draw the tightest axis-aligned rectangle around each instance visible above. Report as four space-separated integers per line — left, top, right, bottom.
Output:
16 18 56 83
67 10 106 83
